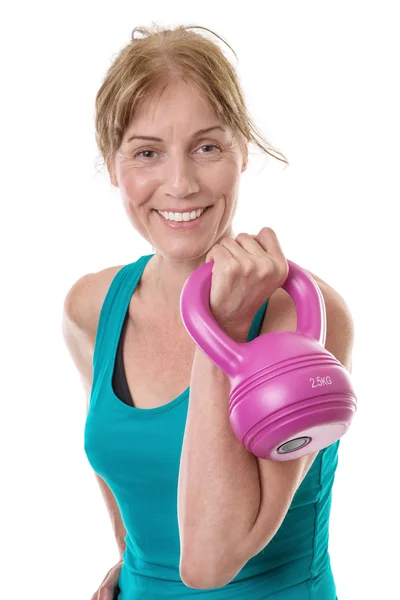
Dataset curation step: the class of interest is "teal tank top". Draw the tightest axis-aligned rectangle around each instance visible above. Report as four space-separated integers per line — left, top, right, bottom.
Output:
84 254 339 599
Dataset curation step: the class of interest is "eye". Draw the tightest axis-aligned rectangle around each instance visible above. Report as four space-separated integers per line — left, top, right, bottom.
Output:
133 144 221 160
197 144 220 154
135 150 157 159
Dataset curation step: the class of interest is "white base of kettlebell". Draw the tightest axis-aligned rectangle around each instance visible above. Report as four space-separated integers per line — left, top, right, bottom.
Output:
270 422 349 461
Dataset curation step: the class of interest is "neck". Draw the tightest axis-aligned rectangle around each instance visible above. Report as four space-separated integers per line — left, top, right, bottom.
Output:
148 252 208 322
145 231 236 322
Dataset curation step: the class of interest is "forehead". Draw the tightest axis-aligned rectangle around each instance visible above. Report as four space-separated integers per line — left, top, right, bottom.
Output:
129 79 223 131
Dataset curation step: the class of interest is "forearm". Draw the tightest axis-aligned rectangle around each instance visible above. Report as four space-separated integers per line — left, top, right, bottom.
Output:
178 346 261 584
95 473 127 559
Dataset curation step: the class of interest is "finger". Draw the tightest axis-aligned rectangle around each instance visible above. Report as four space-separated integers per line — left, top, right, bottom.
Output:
234 233 267 257
206 242 237 265
98 589 113 600
255 228 289 283
254 227 286 258
218 235 264 268
103 563 119 583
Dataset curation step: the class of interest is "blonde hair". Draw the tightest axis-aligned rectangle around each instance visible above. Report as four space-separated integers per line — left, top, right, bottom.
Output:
94 23 289 183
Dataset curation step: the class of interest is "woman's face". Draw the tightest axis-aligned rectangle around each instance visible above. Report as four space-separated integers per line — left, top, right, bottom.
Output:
112 79 248 260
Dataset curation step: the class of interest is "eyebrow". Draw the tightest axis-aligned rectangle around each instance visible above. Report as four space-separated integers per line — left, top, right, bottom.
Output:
126 125 226 143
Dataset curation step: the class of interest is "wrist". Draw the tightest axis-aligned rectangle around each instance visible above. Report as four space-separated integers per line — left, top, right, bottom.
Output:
193 345 230 381
220 322 251 344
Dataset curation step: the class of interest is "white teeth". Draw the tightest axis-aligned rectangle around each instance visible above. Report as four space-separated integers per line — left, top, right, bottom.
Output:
157 208 206 222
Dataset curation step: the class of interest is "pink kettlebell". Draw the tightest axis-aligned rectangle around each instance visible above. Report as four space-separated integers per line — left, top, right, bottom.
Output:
180 259 357 461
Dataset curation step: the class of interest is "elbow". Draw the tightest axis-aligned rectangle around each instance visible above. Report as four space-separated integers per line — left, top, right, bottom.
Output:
179 555 241 590
180 565 230 590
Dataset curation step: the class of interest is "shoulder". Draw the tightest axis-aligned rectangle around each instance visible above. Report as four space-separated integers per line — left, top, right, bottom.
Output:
62 264 125 340
61 264 126 401
262 267 354 371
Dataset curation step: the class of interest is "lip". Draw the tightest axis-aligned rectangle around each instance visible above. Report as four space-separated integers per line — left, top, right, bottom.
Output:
154 206 210 213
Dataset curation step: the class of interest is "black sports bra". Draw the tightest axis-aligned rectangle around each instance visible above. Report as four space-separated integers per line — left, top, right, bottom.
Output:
112 311 134 406
112 302 270 408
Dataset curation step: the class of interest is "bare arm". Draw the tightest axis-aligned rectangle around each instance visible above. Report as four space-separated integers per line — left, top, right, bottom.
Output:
62 274 127 559
178 347 259 588
178 283 354 589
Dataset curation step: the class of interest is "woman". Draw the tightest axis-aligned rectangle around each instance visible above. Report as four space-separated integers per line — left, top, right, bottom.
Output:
62 24 354 599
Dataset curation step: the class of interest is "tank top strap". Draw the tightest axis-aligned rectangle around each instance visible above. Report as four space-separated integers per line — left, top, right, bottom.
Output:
92 254 154 373
92 254 269 373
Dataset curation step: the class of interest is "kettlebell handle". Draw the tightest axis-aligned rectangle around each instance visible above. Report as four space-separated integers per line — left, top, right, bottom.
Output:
180 259 326 378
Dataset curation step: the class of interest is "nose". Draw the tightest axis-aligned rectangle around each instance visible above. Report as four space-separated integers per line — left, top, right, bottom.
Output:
162 153 201 199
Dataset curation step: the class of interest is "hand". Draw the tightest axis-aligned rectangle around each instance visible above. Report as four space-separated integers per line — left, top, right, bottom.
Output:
90 558 123 600
205 227 289 342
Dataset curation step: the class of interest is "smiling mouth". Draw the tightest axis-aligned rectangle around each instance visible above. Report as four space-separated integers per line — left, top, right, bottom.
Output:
155 206 211 222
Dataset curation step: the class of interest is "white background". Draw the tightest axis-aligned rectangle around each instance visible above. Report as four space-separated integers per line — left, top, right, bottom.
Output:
1 1 398 598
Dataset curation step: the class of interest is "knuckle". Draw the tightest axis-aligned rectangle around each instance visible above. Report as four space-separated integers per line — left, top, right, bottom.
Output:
207 244 223 259
242 261 253 277
278 261 289 283
256 257 272 275
221 236 234 245
260 265 272 279
223 261 237 276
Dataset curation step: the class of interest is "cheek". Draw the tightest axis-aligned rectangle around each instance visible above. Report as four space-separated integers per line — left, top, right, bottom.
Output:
119 169 157 207
215 169 241 200
205 163 239 194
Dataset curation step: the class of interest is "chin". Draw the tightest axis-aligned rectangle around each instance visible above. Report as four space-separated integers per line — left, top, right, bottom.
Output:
153 240 210 261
